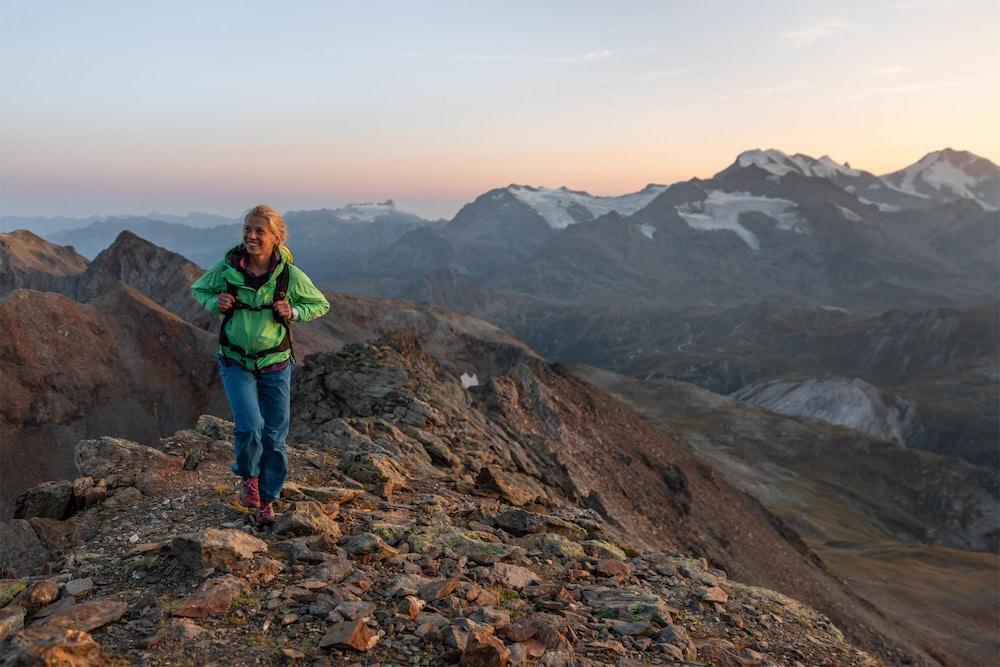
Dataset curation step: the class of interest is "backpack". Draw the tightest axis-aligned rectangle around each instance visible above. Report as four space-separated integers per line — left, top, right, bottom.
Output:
218 264 294 369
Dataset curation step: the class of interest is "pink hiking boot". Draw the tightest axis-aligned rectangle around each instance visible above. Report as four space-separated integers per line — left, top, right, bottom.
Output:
239 477 260 509
255 500 276 527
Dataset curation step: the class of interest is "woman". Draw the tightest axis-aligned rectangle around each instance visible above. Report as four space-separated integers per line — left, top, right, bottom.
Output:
191 204 330 526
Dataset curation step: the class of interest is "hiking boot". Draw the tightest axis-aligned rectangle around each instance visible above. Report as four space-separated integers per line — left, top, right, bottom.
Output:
255 501 276 527
239 477 260 508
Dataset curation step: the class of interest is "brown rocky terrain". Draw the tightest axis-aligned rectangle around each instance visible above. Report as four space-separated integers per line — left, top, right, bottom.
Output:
1 331 944 666
0 230 88 294
0 287 226 516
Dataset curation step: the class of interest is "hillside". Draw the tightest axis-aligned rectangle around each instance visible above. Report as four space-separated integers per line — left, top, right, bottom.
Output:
0 332 945 665
575 365 999 666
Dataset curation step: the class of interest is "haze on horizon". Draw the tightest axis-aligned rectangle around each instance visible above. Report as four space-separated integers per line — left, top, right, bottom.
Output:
1 0 998 221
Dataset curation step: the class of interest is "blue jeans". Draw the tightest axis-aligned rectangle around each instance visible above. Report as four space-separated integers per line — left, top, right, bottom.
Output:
217 358 291 502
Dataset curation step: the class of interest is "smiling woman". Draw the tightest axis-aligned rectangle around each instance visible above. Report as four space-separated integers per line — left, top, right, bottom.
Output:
190 204 330 526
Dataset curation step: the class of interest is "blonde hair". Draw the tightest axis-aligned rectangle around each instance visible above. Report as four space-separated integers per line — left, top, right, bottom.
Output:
244 204 288 244
244 204 294 262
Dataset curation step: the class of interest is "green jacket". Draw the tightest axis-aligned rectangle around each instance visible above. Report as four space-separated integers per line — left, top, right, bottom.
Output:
191 245 330 371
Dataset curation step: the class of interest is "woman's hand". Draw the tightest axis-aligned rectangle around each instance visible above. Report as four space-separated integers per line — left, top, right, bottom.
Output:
273 299 292 319
217 293 236 312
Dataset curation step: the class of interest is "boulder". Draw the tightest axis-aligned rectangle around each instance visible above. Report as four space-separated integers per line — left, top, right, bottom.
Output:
493 508 587 541
0 521 49 578
19 580 60 611
195 414 233 440
0 605 25 640
582 587 672 626
38 598 128 632
461 627 510 667
475 467 534 506
14 481 74 520
317 618 379 651
516 533 585 561
493 563 540 590
170 528 267 571
658 625 697 661
582 540 627 561
699 586 729 604
171 576 245 618
273 501 341 538
63 578 94 597
337 449 405 498
0 579 27 607
2 626 108 666
343 532 398 562
418 577 461 601
74 437 182 495
137 619 205 648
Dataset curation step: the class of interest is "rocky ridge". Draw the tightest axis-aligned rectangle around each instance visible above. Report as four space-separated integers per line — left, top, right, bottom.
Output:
1 331 948 665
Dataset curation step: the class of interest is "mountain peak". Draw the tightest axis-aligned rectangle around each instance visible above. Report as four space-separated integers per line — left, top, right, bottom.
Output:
882 148 1000 209
505 184 668 229
733 149 861 179
334 199 416 222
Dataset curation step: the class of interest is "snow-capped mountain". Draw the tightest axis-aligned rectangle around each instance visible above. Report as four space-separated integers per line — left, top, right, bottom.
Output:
507 184 668 229
285 200 425 224
733 149 863 180
720 147 999 212
333 199 419 222
881 149 1000 210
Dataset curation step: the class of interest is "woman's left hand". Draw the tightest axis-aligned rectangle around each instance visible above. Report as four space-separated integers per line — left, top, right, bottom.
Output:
273 299 293 319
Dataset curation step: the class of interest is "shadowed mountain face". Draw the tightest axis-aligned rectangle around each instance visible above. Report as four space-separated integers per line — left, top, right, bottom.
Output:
0 286 225 516
575 364 999 667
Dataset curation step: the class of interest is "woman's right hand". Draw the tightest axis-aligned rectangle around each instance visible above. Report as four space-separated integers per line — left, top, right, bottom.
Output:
217 293 236 312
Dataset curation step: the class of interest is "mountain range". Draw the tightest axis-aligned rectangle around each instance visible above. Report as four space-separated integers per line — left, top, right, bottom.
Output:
6 147 998 467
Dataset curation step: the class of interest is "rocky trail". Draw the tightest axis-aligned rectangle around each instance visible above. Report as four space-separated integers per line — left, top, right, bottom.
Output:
1 332 930 665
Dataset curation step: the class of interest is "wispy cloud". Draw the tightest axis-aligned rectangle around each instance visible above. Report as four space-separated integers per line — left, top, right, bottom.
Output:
782 21 853 46
894 0 969 9
745 80 810 97
869 79 963 93
459 50 613 64
627 67 689 83
853 64 914 78
843 78 964 102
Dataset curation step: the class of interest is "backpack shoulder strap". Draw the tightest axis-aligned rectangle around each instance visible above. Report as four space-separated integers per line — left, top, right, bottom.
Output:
275 264 290 302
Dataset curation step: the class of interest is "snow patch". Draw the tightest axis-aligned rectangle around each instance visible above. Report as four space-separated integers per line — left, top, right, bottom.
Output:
836 205 862 222
675 191 803 251
460 372 479 389
732 376 917 445
639 223 656 239
508 185 667 229
737 149 861 179
858 197 902 212
335 199 415 222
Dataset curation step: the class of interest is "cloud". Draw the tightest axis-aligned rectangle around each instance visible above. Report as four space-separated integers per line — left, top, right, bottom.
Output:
894 0 969 8
869 79 963 93
782 21 853 46
744 81 810 97
627 67 689 83
459 50 613 64
853 64 914 78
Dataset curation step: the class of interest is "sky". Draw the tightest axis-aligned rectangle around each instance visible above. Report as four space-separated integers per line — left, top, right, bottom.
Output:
2 0 998 220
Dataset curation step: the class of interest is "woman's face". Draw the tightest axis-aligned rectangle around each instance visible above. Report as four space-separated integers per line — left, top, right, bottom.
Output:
243 216 279 258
